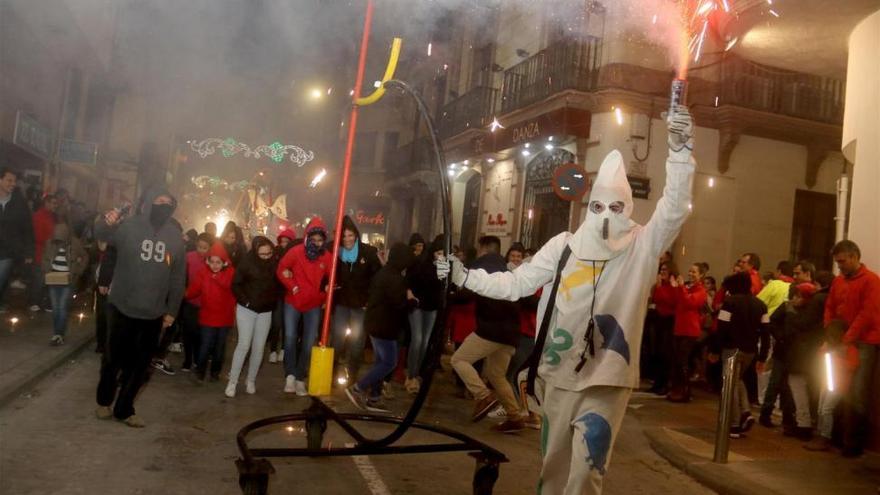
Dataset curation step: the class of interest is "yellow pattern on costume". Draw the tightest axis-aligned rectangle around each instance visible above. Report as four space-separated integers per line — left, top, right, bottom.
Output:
560 262 604 300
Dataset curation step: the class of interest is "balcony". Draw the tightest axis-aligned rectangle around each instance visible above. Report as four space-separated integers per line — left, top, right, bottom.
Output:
500 37 602 114
438 86 499 139
719 56 844 125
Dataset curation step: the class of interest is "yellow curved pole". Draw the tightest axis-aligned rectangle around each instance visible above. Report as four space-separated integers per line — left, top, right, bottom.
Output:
355 37 402 106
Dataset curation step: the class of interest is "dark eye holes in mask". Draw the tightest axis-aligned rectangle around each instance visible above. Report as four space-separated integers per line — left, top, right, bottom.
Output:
589 201 625 214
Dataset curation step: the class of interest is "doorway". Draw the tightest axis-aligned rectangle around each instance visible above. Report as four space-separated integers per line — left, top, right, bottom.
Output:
790 190 836 270
520 149 574 249
460 173 482 250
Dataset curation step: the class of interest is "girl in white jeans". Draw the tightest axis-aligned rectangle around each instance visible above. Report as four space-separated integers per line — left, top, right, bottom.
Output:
227 237 281 397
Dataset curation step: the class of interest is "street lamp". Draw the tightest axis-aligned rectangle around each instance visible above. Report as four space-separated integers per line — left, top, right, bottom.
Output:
309 88 323 100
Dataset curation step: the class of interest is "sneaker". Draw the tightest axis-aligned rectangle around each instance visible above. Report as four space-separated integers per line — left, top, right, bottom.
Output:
804 436 832 451
44 306 53 312
345 385 367 410
225 381 236 398
151 359 176 376
405 377 420 395
381 382 395 399
169 343 182 353
50 335 64 346
179 365 192 373
29 305 41 312
524 413 542 430
294 380 308 397
729 426 744 439
472 394 499 422
95 406 112 420
10 279 26 290
740 412 755 433
246 381 256 395
268 351 278 363
783 425 812 440
365 399 391 413
284 375 296 393
491 418 525 434
759 414 775 428
122 415 145 428
487 405 508 420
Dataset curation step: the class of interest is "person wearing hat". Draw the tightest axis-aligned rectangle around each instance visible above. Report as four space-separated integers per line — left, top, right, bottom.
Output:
437 106 696 494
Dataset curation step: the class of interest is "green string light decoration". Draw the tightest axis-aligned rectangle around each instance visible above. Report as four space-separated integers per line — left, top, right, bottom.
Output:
190 138 315 166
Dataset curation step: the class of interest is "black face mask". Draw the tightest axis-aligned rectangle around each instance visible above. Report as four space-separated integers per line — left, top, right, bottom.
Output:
149 203 174 229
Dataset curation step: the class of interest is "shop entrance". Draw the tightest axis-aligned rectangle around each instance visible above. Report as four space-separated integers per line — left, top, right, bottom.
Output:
520 149 574 250
460 172 482 250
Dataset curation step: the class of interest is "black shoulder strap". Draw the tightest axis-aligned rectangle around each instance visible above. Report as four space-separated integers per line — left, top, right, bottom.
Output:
526 244 572 402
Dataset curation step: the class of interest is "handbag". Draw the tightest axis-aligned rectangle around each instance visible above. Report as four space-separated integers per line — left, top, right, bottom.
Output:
45 271 71 286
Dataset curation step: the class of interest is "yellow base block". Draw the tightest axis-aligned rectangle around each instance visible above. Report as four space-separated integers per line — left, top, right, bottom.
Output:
308 346 335 396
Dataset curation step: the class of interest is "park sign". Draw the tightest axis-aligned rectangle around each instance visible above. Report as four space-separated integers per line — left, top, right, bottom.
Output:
12 111 53 160
59 139 98 166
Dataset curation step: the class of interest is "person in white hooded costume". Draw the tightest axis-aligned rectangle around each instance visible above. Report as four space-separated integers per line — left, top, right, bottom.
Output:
437 106 695 494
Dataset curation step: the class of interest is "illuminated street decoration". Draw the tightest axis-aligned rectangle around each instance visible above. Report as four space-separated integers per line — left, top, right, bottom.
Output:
190 138 315 166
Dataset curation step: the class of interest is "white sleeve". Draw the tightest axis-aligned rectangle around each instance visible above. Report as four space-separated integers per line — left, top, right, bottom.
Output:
462 233 567 301
642 150 695 256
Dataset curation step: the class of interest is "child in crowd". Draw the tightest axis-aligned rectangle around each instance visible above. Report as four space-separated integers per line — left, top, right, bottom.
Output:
42 223 87 345
180 233 212 371
346 242 413 412
186 242 236 382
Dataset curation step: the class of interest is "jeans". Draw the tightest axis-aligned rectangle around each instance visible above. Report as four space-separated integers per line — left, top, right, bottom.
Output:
48 284 72 337
197 326 230 376
452 333 520 417
506 334 535 400
0 258 13 307
96 304 161 419
788 373 813 428
179 302 200 369
331 305 366 377
760 356 795 424
817 386 843 439
407 308 437 378
283 304 321 379
357 336 398 399
722 349 755 427
844 343 879 451
27 264 48 307
228 305 272 384
267 300 284 353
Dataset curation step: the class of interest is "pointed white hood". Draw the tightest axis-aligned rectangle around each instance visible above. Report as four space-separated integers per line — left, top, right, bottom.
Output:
569 150 636 260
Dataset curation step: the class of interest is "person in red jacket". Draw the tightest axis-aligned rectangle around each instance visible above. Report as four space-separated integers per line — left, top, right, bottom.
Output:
185 242 236 382
820 240 880 457
647 261 678 394
667 263 708 402
179 233 212 372
276 217 332 395
737 252 764 295
28 194 57 311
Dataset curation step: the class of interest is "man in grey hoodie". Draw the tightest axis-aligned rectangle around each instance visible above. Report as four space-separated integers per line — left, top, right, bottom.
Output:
94 187 186 427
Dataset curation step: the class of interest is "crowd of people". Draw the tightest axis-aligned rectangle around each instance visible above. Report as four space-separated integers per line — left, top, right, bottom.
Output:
641 245 879 457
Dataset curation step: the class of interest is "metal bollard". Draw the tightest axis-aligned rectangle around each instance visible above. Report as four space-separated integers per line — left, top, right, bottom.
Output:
713 351 741 463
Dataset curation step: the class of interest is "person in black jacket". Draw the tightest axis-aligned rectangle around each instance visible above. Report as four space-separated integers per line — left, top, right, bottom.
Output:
267 227 299 364
0 168 35 311
404 234 445 394
225 236 281 397
450 236 524 433
331 216 381 383
94 240 117 353
346 242 413 412
713 271 769 437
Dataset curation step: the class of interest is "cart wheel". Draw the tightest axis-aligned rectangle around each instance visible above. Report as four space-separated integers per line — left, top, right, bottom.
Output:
472 462 499 495
239 475 268 495
306 418 326 450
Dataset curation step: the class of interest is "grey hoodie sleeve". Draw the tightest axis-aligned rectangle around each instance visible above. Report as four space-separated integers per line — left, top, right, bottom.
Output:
165 245 186 317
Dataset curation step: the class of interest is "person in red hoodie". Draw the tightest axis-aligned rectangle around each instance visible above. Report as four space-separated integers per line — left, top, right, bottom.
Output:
186 242 236 382
647 261 678 394
28 194 57 311
667 263 708 402
276 218 332 395
817 240 880 457
179 233 212 372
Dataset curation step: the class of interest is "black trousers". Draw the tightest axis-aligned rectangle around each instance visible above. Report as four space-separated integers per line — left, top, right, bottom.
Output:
670 336 697 394
96 304 161 419
652 315 675 389
179 302 200 369
95 292 109 352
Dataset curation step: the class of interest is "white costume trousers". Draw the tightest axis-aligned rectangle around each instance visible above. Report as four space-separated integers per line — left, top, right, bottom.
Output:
539 384 631 495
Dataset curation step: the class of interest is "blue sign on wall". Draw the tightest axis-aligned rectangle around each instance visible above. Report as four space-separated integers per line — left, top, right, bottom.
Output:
59 139 98 165
12 111 53 160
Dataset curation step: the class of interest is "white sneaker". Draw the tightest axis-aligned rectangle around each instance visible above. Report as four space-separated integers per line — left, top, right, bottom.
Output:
225 381 236 398
246 382 256 395
29 305 41 312
295 380 308 396
268 351 277 363
284 375 296 393
10 280 25 290
487 405 508 420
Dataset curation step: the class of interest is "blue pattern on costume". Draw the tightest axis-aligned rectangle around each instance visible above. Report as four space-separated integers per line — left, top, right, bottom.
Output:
576 412 612 475
594 314 630 364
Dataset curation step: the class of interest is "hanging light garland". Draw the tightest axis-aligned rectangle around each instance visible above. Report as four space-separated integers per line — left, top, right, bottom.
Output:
189 138 315 166
190 176 259 191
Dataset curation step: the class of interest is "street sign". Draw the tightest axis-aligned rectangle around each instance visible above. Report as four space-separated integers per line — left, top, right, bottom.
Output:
12 111 53 160
552 162 589 201
59 139 98 165
628 176 651 199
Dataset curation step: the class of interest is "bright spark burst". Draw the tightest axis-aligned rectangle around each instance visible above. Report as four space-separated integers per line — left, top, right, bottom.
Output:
489 117 504 132
309 169 327 188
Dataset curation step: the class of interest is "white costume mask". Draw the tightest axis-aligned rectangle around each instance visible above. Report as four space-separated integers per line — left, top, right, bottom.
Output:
569 150 636 260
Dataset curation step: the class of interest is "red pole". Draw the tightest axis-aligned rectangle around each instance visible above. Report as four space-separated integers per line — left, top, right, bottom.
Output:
319 0 374 346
